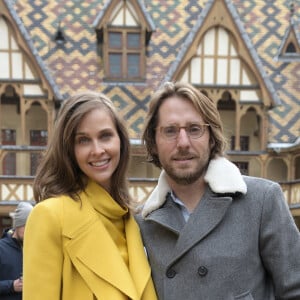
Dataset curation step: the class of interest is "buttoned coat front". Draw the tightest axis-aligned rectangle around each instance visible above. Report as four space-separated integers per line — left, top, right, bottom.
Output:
136 157 300 300
23 181 157 300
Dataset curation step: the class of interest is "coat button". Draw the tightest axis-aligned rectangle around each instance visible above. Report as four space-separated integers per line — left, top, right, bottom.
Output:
166 268 177 278
198 266 208 277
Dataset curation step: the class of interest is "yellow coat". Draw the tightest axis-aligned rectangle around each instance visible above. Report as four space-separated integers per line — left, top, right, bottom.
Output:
23 181 157 300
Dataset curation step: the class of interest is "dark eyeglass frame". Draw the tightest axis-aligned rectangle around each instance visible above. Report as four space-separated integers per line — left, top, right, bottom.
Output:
157 123 210 140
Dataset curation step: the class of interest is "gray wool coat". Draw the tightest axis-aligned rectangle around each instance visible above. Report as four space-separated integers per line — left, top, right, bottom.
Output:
136 157 300 300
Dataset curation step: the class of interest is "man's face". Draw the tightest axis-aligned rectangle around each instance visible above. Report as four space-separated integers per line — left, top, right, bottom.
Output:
155 96 211 185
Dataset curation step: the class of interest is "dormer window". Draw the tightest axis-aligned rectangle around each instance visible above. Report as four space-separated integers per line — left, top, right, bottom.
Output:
276 6 300 62
107 27 143 79
286 42 296 53
94 0 155 82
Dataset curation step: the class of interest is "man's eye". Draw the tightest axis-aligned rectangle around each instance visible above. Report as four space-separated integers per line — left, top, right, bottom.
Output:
189 125 201 134
164 126 177 135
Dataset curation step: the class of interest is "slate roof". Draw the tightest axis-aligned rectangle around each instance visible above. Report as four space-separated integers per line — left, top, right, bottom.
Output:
6 0 300 144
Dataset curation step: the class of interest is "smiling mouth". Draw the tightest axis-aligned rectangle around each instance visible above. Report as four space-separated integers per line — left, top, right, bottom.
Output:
90 159 109 167
173 157 193 161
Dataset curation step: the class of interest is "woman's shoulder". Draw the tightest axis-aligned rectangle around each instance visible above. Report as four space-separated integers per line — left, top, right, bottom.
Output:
36 194 71 207
31 195 81 218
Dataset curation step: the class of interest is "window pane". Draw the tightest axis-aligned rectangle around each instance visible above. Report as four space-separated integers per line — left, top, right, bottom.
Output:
109 33 122 48
231 136 249 151
30 130 48 145
240 136 249 151
3 152 16 175
109 54 122 77
1 129 16 144
127 33 140 48
233 161 249 175
127 54 140 77
31 153 43 176
286 42 296 53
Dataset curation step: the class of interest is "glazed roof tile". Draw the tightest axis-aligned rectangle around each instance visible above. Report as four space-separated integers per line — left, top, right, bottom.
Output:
6 0 300 143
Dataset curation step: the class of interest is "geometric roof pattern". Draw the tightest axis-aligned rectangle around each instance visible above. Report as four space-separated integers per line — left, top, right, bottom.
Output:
6 0 300 144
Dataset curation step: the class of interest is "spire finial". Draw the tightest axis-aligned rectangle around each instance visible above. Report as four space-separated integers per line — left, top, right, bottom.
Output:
290 1 295 18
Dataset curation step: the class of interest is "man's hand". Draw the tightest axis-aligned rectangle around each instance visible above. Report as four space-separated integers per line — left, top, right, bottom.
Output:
13 278 23 292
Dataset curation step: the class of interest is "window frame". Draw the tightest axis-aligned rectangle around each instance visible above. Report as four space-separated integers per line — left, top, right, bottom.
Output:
103 26 145 81
30 129 48 176
233 161 249 175
231 135 249 151
1 129 16 175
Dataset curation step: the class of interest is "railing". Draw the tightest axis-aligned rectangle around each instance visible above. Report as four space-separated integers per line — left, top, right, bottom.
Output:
0 176 158 203
280 179 300 207
0 176 34 202
0 176 299 207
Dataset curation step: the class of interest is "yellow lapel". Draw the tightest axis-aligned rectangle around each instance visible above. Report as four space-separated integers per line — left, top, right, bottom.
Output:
62 182 140 299
126 216 152 299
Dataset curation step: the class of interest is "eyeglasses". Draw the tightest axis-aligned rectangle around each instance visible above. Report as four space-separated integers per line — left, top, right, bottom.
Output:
158 124 210 140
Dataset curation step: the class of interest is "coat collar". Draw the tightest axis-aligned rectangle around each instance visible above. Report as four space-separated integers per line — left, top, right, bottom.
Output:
141 156 247 218
168 190 232 265
62 181 152 300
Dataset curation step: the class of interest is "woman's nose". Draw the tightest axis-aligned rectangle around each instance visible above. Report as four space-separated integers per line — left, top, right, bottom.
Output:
91 141 105 154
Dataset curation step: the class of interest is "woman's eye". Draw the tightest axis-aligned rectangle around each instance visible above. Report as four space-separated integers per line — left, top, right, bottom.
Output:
77 137 89 144
100 131 113 140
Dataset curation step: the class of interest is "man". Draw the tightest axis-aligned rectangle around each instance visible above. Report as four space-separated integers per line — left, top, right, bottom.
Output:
0 201 33 300
136 81 300 300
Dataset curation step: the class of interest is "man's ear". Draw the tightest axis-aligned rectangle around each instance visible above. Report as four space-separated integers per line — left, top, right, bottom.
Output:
209 137 215 150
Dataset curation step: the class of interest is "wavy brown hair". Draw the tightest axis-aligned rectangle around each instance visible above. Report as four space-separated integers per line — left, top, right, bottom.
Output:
142 81 227 168
33 91 131 207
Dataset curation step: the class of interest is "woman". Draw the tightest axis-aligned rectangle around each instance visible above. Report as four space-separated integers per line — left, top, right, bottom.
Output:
23 91 157 300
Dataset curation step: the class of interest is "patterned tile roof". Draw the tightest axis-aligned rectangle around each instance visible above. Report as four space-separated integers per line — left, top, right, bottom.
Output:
4 0 62 100
6 0 300 144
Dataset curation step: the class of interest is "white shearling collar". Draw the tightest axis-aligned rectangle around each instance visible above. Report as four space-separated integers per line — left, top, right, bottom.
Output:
141 156 247 217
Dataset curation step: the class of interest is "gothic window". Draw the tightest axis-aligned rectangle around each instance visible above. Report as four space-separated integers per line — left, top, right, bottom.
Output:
1 129 16 175
30 130 47 175
231 136 249 151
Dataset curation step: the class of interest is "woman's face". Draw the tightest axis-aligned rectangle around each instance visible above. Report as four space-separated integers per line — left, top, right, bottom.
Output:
74 108 121 192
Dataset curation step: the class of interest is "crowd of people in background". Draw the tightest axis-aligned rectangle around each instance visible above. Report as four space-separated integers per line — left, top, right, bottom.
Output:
0 201 33 300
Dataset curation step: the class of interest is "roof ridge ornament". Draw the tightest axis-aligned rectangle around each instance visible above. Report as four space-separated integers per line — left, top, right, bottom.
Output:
290 1 295 20
54 21 66 46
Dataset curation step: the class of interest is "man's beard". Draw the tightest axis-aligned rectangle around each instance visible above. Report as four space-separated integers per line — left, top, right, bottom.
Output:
164 160 209 185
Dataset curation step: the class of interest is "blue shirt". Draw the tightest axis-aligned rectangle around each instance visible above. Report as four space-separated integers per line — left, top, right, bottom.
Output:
170 191 191 222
